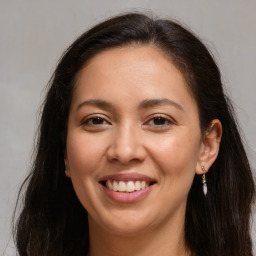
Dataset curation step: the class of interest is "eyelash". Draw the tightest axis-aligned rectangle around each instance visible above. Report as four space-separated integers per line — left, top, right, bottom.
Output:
144 115 175 127
81 114 175 129
82 115 110 126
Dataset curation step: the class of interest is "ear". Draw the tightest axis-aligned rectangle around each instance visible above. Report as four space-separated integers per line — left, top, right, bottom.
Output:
196 119 222 175
64 149 71 178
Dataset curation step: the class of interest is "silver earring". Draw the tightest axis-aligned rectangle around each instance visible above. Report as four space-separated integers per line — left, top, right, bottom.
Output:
202 166 207 196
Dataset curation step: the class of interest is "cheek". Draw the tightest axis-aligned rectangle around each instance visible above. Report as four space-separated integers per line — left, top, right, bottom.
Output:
65 133 108 212
151 134 201 206
66 133 106 175
148 132 200 177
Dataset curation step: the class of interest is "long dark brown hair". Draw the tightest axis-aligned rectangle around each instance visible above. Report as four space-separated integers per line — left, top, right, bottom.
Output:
14 12 255 256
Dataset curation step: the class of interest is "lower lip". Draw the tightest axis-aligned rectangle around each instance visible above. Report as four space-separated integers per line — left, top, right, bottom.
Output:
101 185 154 203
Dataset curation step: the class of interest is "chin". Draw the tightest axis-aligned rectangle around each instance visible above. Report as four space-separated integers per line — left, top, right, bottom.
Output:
103 221 151 236
90 208 155 236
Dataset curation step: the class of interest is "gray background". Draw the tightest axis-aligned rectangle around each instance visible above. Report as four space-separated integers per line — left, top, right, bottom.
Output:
0 0 255 255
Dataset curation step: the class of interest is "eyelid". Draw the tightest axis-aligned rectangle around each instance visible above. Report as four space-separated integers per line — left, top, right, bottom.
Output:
144 114 177 126
81 114 111 125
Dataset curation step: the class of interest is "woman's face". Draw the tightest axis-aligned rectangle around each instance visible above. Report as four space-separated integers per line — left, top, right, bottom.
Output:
65 45 205 235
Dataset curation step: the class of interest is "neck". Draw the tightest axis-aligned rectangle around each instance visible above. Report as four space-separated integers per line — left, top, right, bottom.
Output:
87 213 190 256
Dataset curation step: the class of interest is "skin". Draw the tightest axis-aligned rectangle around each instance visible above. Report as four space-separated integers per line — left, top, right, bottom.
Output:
65 45 222 256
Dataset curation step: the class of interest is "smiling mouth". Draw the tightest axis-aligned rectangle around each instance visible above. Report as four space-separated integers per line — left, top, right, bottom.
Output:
99 174 157 202
100 180 156 193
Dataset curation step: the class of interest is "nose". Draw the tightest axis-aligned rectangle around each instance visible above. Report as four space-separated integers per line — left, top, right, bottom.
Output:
106 124 146 165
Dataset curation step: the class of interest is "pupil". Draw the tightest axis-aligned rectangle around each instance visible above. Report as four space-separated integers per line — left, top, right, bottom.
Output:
92 117 103 124
154 117 165 125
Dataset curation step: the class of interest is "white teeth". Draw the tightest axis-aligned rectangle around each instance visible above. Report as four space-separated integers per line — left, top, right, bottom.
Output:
113 181 118 191
126 181 135 192
105 180 150 192
118 181 126 192
135 181 141 190
106 180 113 190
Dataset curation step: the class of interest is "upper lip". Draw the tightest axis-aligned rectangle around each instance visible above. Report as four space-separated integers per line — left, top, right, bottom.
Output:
99 173 157 183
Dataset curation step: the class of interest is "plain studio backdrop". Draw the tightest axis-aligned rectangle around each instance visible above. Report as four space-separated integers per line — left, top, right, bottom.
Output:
0 1 255 255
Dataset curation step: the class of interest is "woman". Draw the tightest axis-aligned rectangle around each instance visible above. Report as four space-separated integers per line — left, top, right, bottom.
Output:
14 12 255 256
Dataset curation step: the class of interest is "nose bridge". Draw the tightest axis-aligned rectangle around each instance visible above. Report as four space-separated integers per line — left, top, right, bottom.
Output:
107 120 145 164
118 122 137 152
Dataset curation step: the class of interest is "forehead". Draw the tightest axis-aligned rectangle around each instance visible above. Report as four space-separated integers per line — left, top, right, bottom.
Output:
71 45 197 112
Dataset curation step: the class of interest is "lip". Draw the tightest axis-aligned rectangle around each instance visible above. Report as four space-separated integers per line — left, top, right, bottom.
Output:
102 185 154 203
99 173 157 203
99 173 156 182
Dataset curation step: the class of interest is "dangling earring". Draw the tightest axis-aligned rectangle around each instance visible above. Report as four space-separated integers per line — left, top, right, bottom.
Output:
202 166 207 196
65 170 70 178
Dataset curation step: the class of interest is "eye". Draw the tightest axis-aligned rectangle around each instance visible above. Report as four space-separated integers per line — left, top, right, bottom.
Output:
144 115 175 128
149 117 171 126
82 116 110 126
87 117 105 125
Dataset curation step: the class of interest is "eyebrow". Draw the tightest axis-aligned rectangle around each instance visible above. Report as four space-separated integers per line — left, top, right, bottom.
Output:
139 98 184 111
76 99 114 111
76 98 184 112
